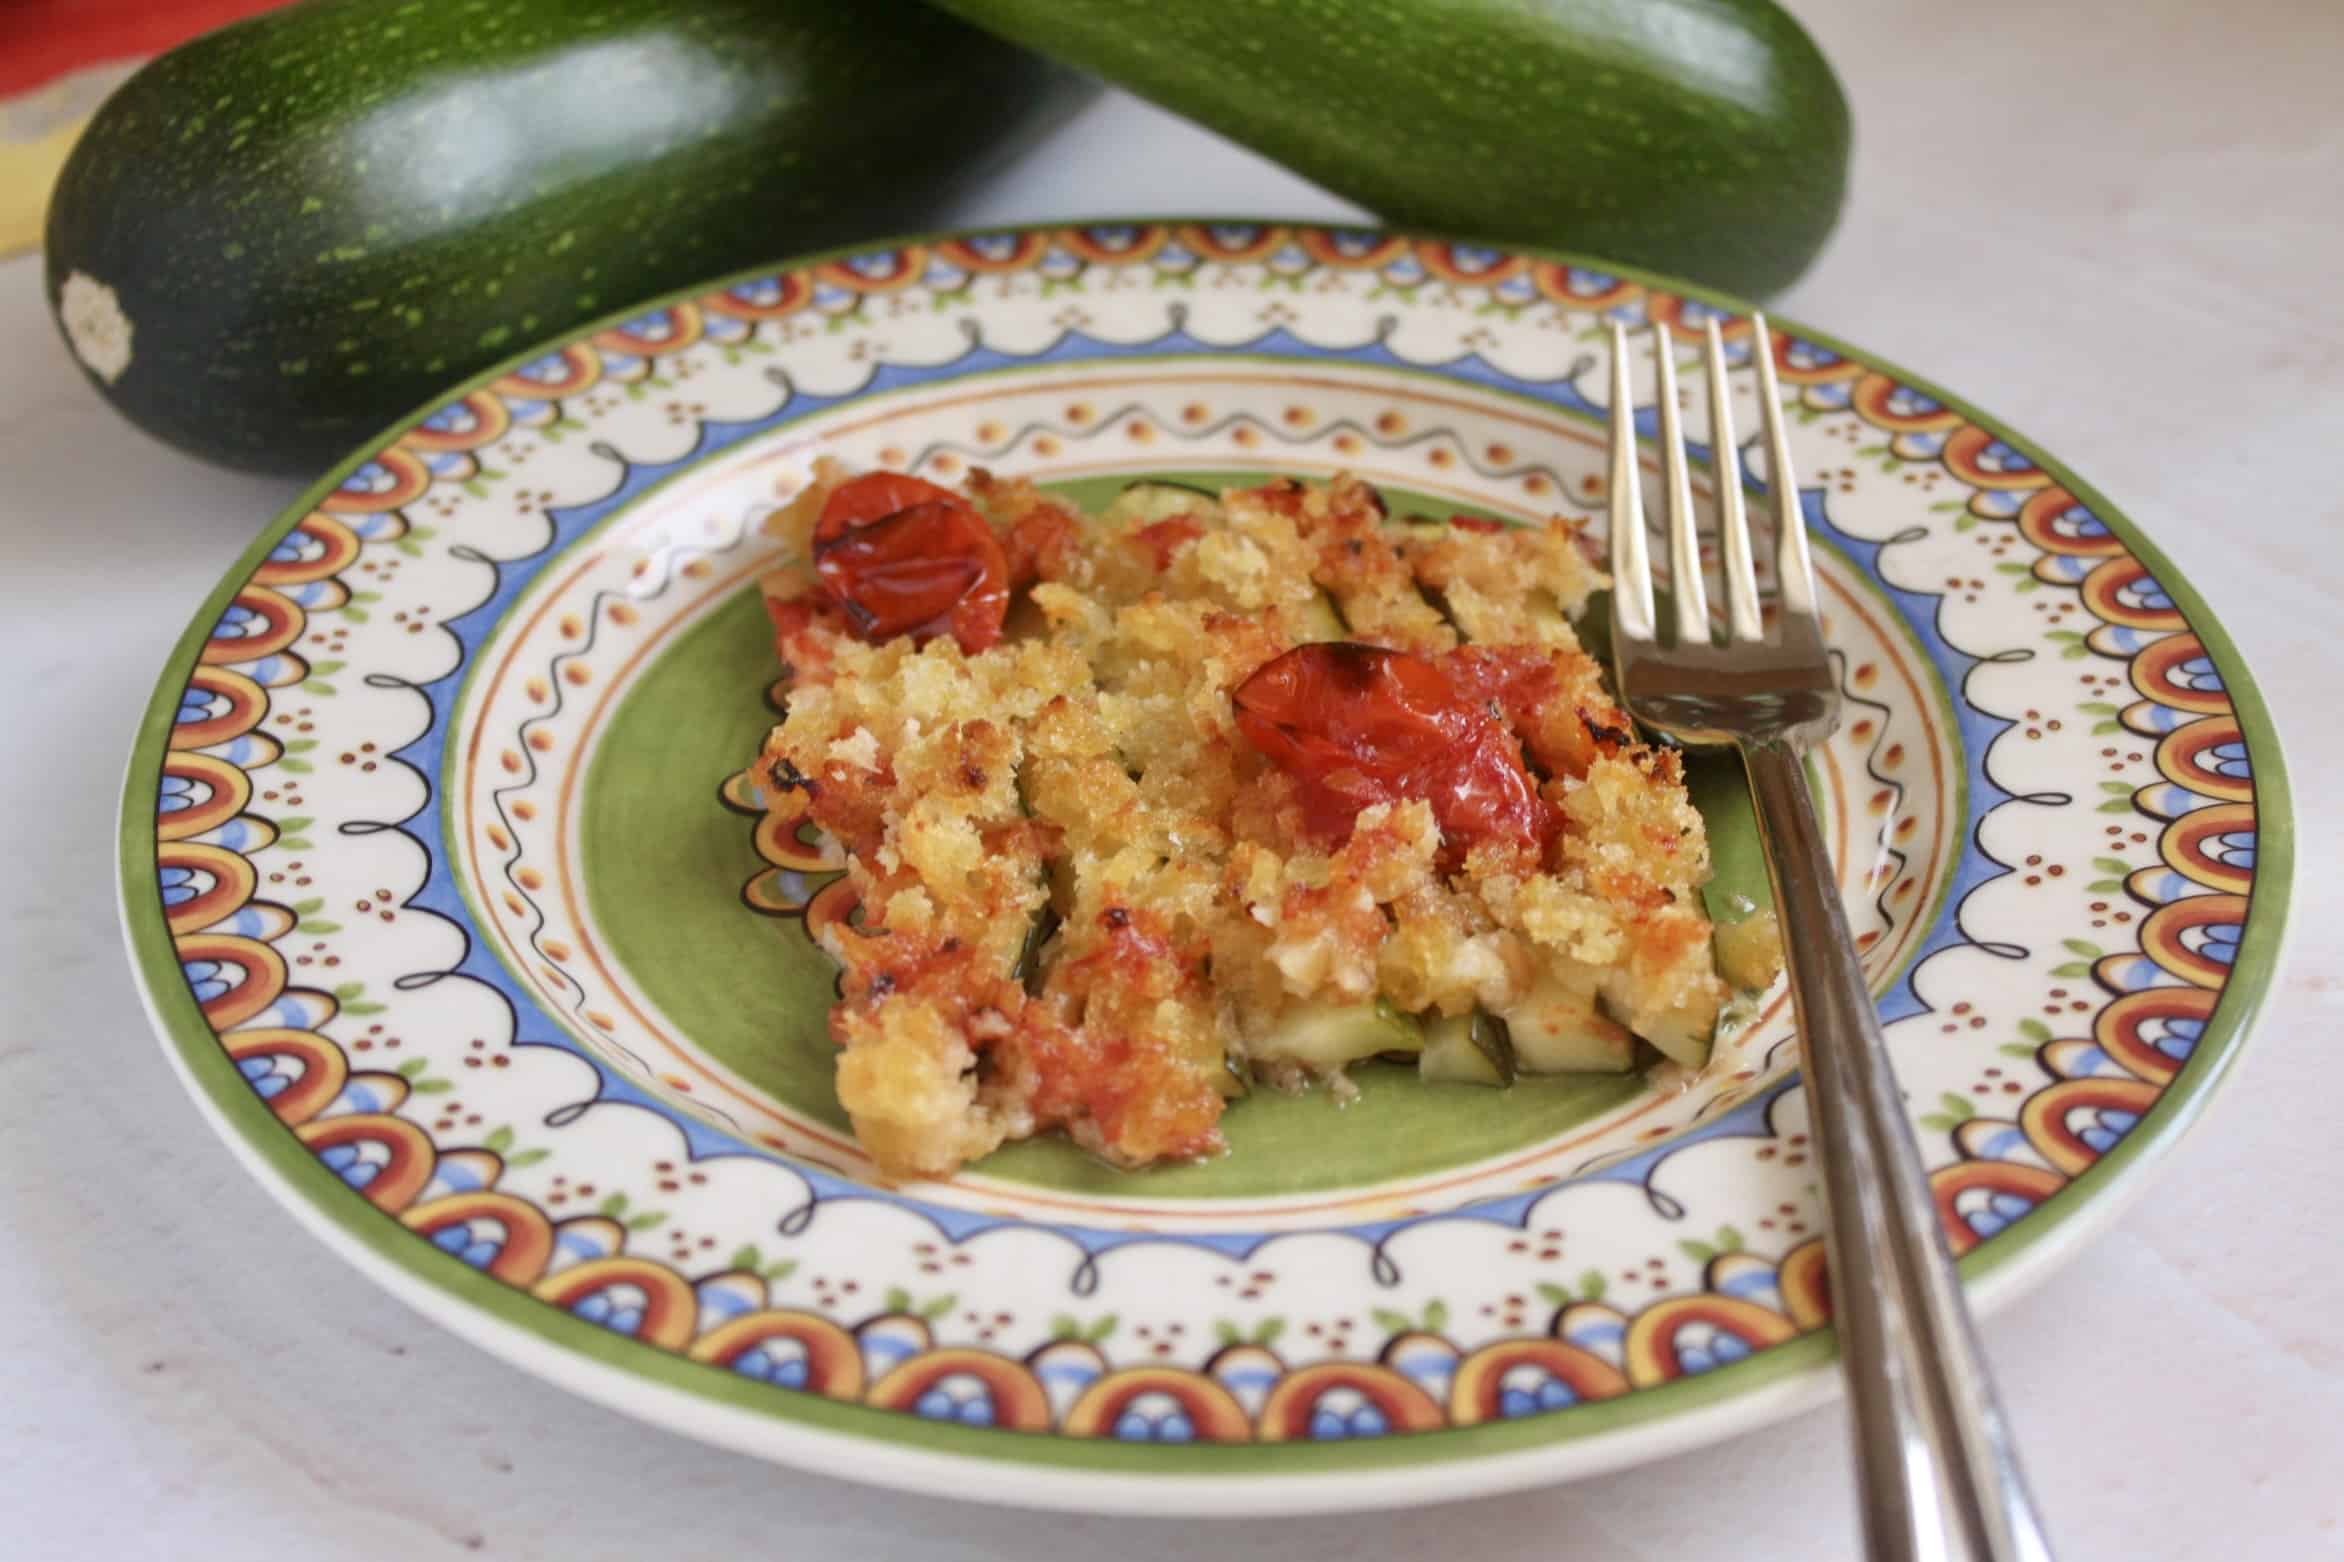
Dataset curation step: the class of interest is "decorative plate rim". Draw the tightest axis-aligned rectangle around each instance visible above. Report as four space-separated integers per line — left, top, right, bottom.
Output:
118 216 2295 1515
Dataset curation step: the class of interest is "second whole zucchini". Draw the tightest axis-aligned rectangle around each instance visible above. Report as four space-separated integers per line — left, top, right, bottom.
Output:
927 0 1852 298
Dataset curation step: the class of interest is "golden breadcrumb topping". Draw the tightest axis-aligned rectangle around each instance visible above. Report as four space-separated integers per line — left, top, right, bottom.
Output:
749 464 1743 1180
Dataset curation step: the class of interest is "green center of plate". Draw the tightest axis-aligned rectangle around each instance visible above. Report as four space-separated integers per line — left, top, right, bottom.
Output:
579 473 1771 1200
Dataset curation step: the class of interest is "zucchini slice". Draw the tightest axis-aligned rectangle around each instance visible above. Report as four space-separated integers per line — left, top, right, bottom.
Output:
1418 1010 1517 1086
1251 997 1425 1073
1103 480 1222 530
1497 971 1635 1075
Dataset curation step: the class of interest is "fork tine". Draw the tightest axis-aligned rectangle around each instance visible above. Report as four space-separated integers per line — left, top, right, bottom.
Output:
1748 313 1819 619
1607 320 1655 640
1704 319 1765 643
1651 322 1710 644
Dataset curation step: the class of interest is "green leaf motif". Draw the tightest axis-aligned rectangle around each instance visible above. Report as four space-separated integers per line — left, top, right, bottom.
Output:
1939 1092 1976 1122
1085 1313 1118 1343
1715 1225 1744 1253
295 920 341 936
485 1126 515 1153
1422 1298 1449 1332
292 897 323 915
599 1192 629 1218
1919 1113 1957 1133
2100 781 2135 795
2062 938 2104 958
625 1212 665 1232
1213 1320 1241 1346
308 660 345 677
301 681 337 697
1999 1042 2038 1059
1253 1317 1285 1346
2050 961 2093 979
395 1057 427 1078
278 838 314 852
411 1078 452 1095
1579 1269 1608 1302
1051 1313 1081 1341
2098 798 2138 814
342 1001 385 1016
1678 1239 1717 1264
883 1286 912 1315
506 1148 550 1168
280 758 313 774
919 1293 957 1321
1536 1282 1571 1307
764 1260 798 1283
2018 1018 2054 1042
1370 1308 1413 1336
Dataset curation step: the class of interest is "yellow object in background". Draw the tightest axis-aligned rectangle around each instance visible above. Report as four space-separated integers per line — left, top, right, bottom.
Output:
0 1 293 257
2 62 141 262
0 116 85 258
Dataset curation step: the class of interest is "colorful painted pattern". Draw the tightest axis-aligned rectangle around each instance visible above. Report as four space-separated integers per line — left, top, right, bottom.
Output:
131 225 2277 1458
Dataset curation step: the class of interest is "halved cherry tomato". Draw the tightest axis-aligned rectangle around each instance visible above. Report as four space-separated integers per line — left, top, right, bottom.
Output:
1232 643 1554 866
810 473 1009 653
813 472 963 545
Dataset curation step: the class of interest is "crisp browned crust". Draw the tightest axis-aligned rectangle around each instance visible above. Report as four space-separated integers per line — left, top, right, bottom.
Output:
751 466 1726 1179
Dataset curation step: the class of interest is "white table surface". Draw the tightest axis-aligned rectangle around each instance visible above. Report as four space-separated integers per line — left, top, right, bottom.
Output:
4 1 2339 1556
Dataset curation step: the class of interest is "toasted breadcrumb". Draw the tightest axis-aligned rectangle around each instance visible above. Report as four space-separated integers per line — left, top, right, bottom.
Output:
750 467 1729 1179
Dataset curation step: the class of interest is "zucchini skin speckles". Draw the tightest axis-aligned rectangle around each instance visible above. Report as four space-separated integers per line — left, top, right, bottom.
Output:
44 0 1095 472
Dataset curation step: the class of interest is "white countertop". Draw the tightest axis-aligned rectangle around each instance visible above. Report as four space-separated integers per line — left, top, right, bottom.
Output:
3 1 2338 1555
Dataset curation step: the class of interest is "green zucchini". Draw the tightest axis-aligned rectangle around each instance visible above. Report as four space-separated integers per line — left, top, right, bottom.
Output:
1252 997 1424 1073
1105 479 1222 527
1419 1011 1516 1087
1500 972 1635 1074
44 0 1095 473
928 0 1850 297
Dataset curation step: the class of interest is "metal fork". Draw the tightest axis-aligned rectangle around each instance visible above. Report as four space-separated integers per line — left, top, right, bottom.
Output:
1605 317 2057 1562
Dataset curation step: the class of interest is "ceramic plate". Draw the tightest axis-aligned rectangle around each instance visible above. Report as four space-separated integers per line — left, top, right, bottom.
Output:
120 221 2290 1514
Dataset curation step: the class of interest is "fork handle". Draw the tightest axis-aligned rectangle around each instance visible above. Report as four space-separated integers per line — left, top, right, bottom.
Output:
1741 739 2058 1562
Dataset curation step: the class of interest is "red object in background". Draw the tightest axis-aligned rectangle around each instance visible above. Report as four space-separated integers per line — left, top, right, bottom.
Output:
0 0 292 98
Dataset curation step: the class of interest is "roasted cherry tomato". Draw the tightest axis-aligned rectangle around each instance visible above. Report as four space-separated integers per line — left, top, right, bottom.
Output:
811 473 1009 652
1232 642 1554 866
813 472 962 544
